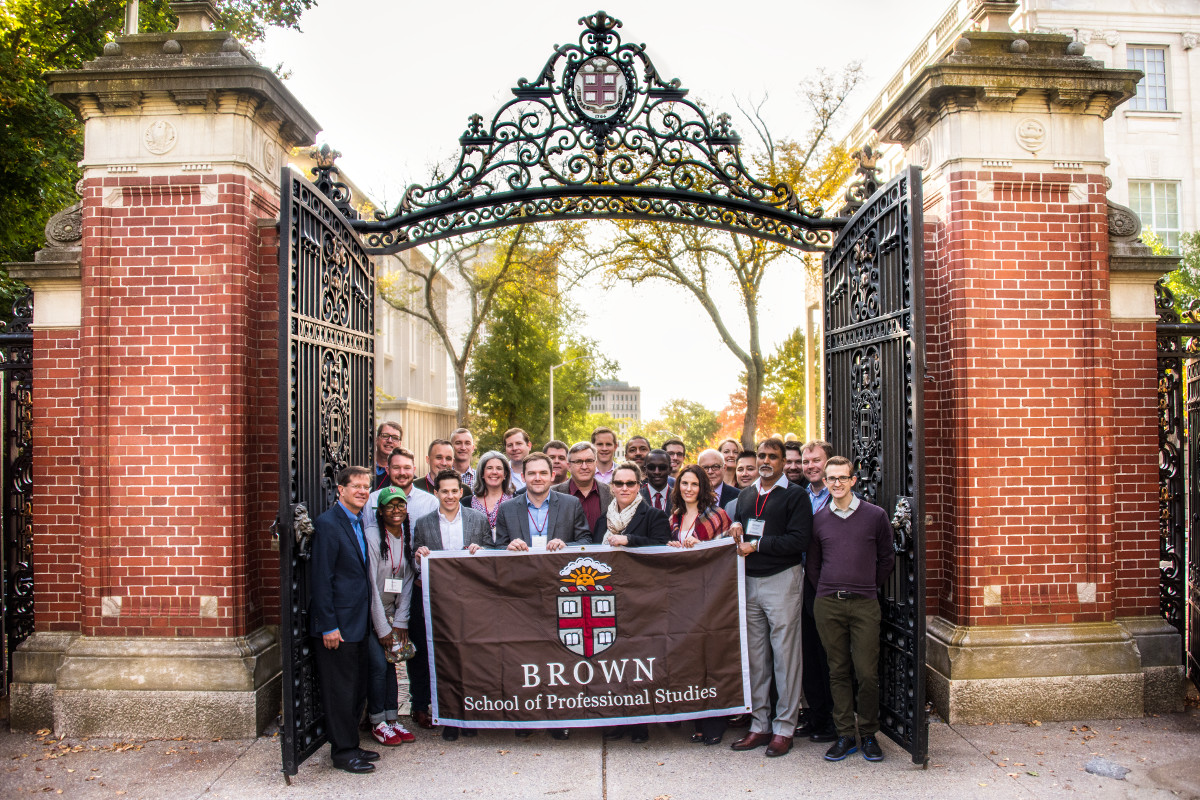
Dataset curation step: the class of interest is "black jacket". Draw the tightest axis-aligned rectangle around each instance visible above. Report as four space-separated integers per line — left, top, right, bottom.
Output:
732 482 812 578
592 502 670 548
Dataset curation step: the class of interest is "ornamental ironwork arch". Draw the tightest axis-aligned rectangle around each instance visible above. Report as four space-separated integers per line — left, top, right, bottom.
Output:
316 10 866 253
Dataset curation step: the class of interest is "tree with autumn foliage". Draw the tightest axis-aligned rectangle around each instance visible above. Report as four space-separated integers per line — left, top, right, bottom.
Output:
593 64 863 448
711 326 810 444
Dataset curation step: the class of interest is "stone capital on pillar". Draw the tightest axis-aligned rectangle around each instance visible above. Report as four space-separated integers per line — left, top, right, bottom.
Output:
874 27 1140 183
45 21 319 192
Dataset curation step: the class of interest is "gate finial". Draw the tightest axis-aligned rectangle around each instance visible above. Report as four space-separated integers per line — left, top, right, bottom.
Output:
309 144 357 220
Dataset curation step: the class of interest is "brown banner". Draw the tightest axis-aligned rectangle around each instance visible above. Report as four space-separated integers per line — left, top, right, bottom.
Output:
422 539 749 728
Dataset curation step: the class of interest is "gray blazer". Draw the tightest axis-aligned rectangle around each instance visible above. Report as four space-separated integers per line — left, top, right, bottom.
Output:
412 506 492 552
551 479 612 513
494 492 591 548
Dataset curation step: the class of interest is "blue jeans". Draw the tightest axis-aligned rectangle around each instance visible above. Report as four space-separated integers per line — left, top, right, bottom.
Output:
366 636 398 725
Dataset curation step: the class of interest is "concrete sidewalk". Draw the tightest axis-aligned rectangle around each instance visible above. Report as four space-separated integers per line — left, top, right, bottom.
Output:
2 709 1199 799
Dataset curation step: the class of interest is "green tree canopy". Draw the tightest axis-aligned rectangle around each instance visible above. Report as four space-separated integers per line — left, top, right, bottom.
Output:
762 327 808 440
0 1 314 278
467 254 617 454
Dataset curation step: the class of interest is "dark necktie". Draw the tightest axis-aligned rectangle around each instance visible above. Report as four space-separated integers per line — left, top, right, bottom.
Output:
654 492 663 510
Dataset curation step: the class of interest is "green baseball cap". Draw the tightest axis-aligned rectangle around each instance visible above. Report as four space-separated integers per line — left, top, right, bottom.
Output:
377 486 408 508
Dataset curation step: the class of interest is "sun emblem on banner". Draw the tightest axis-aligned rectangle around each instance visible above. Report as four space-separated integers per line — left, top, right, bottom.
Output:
556 557 617 658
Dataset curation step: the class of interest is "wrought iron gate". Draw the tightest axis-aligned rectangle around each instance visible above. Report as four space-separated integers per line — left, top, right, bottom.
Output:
0 288 33 694
823 166 927 765
277 167 375 777
1156 282 1200 687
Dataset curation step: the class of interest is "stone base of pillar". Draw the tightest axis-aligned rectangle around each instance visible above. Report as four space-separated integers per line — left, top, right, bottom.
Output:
10 627 280 738
925 616 1183 723
9 631 80 732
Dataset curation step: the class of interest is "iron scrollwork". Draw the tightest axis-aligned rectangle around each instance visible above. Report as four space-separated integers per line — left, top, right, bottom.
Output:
824 167 926 765
348 11 844 253
1 287 34 687
1155 279 1200 638
278 168 375 777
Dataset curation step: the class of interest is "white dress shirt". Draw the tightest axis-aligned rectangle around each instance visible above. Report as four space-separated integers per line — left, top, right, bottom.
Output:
438 508 465 550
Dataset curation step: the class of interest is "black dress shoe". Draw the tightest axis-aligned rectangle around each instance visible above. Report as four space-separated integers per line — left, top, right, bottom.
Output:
629 730 649 744
333 757 374 774
602 727 624 740
861 734 884 762
515 730 534 739
441 726 459 741
794 714 829 737
809 725 838 743
354 748 380 762
702 734 723 746
690 732 705 743
550 729 570 740
824 736 858 761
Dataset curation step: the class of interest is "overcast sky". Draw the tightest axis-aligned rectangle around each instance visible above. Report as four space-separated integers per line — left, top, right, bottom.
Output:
259 1 947 417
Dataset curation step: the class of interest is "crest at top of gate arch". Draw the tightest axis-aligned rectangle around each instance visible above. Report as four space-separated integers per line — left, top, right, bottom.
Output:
345 10 846 254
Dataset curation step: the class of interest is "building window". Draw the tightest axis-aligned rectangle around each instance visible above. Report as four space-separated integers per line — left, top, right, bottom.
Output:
1129 180 1181 253
1127 46 1168 111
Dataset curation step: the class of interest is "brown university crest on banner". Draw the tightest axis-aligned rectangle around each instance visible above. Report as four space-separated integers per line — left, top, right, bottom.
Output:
557 558 616 657
422 540 750 729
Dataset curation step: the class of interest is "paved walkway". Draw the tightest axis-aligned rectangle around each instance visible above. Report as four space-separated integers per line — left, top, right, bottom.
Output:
3 707 1200 799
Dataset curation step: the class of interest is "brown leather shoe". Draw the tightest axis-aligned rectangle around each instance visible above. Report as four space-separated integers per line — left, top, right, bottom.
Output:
765 734 793 757
730 732 772 751
412 709 435 730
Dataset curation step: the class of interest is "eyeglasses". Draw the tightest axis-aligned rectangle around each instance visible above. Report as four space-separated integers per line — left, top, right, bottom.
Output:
825 476 854 485
610 480 639 488
569 458 596 465
379 434 401 442
701 464 723 472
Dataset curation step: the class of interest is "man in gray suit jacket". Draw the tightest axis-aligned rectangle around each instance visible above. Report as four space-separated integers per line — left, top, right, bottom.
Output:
495 453 591 551
412 469 493 554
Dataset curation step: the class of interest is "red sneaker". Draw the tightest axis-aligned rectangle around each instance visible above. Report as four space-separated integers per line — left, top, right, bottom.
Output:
388 721 415 743
371 722 403 746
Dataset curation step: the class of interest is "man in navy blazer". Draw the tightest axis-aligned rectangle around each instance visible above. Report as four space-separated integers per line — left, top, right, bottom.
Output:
309 466 379 774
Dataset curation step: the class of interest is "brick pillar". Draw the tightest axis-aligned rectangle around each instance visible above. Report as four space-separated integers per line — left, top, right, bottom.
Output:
874 4 1181 721
8 2 318 736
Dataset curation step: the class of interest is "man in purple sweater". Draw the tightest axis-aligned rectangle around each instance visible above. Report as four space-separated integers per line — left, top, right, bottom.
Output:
808 456 895 763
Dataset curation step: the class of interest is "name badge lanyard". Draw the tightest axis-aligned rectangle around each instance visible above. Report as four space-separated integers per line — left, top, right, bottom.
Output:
747 488 772 542
384 532 404 595
528 505 549 535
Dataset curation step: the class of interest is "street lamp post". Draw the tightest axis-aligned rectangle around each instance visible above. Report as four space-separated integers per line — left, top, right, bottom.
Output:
550 355 595 443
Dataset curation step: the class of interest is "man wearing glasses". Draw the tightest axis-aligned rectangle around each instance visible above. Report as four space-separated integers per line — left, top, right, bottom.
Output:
697 448 738 510
372 422 403 489
808 456 895 763
553 441 612 531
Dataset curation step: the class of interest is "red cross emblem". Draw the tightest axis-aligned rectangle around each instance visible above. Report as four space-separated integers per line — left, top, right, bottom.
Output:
557 586 617 658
